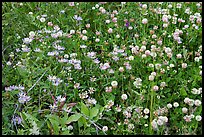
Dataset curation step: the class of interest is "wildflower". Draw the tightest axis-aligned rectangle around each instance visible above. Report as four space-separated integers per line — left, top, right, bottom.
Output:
173 102 179 107
40 17 46 22
194 99 201 106
151 119 158 130
88 87 96 94
143 108 150 114
128 56 134 61
69 2 75 6
133 78 142 88
195 115 202 121
111 81 118 88
105 86 112 93
70 30 75 34
74 83 80 89
82 35 88 41
23 37 32 44
115 105 122 112
12 115 22 125
68 125 73 130
142 18 148 24
108 28 113 33
149 75 155 81
194 57 200 62
184 115 192 122
6 61 12 66
142 4 147 9
102 126 108 132
73 15 82 21
86 24 90 28
128 123 135 130
167 103 172 109
49 104 57 111
182 107 188 113
95 38 100 42
18 92 31 104
153 85 159 91
157 119 164 126
182 63 187 68
121 94 128 100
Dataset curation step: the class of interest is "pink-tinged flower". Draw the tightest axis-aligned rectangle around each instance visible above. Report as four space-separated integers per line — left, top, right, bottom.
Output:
86 24 90 28
105 86 112 93
119 67 124 72
111 81 118 88
48 22 53 26
182 63 187 68
69 2 75 6
153 85 159 91
108 28 113 33
142 18 148 24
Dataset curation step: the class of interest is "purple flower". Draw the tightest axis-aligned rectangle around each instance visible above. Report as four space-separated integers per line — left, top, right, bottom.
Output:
93 58 100 64
73 15 83 21
12 115 22 125
18 92 31 104
125 21 130 27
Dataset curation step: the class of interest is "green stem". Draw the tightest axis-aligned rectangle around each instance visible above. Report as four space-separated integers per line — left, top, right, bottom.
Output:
149 89 154 135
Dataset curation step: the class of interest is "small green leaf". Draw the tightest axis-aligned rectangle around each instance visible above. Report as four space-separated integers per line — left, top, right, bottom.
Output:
81 102 89 116
49 118 59 135
90 107 99 119
78 116 87 128
66 113 82 124
180 87 187 96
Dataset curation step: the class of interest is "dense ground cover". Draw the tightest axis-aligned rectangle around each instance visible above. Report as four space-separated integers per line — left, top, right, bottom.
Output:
2 2 202 135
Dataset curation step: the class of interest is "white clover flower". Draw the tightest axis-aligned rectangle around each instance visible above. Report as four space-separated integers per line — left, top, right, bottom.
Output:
188 99 194 106
173 102 179 107
70 30 75 34
195 57 200 62
153 85 159 91
121 94 128 100
194 99 201 106
184 97 190 104
142 4 147 9
167 103 172 109
68 125 73 130
116 34 120 38
82 35 88 41
142 18 148 24
108 28 113 33
119 67 124 72
151 119 158 130
157 119 163 126
29 31 35 38
111 81 118 88
129 56 134 60
95 38 100 42
182 107 188 113
40 17 46 22
106 20 110 24
169 64 174 68
149 75 155 81
182 63 187 68
195 115 202 121
133 78 142 88
143 108 150 114
128 123 135 130
82 30 87 34
102 126 108 132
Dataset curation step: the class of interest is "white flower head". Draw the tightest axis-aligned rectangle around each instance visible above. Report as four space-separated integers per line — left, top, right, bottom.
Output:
111 81 118 88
